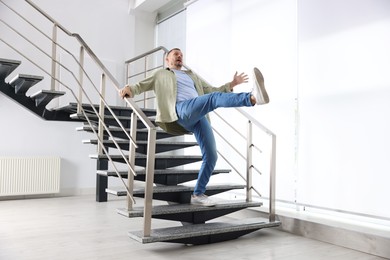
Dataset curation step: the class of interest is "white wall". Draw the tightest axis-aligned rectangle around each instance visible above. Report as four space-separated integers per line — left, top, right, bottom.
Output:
0 0 155 195
185 0 390 225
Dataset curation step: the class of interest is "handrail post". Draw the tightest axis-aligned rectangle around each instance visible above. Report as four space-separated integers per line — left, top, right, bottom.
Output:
77 46 85 114
143 56 148 108
162 50 166 69
269 135 277 222
125 62 129 88
97 73 106 155
127 112 137 210
50 23 58 91
246 120 253 202
143 128 156 237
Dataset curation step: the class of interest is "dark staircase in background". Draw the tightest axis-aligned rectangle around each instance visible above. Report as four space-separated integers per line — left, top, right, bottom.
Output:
0 57 280 245
0 58 70 120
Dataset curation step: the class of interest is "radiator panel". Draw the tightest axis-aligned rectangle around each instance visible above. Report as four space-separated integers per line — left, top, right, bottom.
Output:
0 157 60 196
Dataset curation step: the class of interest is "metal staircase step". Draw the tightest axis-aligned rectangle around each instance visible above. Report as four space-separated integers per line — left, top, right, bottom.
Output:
83 139 198 154
0 58 21 79
117 200 262 223
97 168 230 185
90 154 203 169
54 102 157 117
0 76 69 120
76 125 174 140
106 184 246 203
128 217 281 244
9 74 43 95
30 89 66 107
71 113 155 129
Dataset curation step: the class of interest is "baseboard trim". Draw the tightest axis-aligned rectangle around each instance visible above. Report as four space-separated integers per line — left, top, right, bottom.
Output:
242 208 390 259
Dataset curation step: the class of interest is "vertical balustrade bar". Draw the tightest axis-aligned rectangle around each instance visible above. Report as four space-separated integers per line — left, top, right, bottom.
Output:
127 112 137 210
97 73 106 155
162 51 166 69
77 46 85 113
125 62 129 86
246 120 253 202
269 135 277 222
50 24 58 90
143 56 148 108
143 128 156 237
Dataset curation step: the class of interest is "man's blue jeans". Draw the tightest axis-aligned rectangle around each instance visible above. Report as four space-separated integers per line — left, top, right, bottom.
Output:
175 92 253 195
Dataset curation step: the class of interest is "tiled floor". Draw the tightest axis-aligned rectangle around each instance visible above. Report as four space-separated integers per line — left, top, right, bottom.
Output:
0 195 386 260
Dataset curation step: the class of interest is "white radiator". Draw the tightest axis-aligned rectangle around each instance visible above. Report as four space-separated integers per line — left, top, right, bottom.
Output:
0 156 60 196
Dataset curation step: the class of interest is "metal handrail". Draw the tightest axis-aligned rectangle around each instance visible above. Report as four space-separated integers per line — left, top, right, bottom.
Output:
0 0 137 156
0 18 139 179
24 0 154 129
24 0 157 236
24 0 156 170
1 0 159 223
125 46 169 64
0 37 137 202
212 108 276 222
0 1 141 202
0 0 140 192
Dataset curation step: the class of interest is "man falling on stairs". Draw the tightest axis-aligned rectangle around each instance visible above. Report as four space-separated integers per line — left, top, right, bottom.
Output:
119 48 269 207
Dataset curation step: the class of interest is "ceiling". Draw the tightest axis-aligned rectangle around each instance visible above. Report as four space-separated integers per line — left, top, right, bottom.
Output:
131 0 177 13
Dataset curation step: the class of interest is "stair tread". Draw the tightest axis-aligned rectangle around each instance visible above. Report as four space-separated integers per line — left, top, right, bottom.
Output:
0 58 21 78
54 102 157 115
90 154 202 159
106 183 245 195
8 74 44 94
128 217 281 243
76 125 167 134
0 58 22 64
117 200 262 217
97 168 231 176
9 74 43 83
77 125 177 140
70 113 147 121
83 139 198 144
70 112 155 121
83 139 198 146
30 89 66 97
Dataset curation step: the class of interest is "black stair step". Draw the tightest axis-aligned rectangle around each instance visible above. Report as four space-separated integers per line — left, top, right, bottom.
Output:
128 217 281 244
97 168 230 185
9 74 43 95
54 102 157 117
106 184 245 203
71 113 155 129
0 58 21 79
76 125 175 140
90 154 203 169
0 78 69 120
117 200 262 223
30 89 66 107
83 139 198 154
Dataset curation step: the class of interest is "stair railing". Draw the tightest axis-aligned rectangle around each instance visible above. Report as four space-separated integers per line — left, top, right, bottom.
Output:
212 108 277 222
125 46 169 108
0 0 158 234
125 47 276 222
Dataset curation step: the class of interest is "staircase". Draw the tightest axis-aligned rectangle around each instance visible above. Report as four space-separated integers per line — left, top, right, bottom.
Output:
0 0 280 245
0 58 71 120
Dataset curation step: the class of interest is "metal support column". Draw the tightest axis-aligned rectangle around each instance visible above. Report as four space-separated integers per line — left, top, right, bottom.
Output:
96 156 108 202
246 120 253 202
